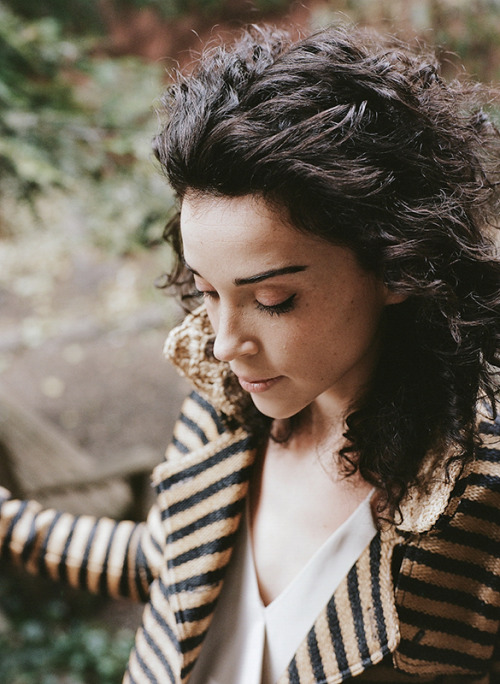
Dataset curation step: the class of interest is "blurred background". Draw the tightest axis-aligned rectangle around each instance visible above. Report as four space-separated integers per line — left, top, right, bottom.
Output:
0 1 499 682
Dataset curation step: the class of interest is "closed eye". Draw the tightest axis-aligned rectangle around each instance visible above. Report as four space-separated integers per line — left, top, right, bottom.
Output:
256 294 296 316
194 288 295 315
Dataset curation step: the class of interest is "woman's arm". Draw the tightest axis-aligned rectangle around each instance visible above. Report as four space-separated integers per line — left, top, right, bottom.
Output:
0 487 165 602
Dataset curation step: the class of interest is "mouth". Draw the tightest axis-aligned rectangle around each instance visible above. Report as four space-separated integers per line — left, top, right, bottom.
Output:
236 375 282 393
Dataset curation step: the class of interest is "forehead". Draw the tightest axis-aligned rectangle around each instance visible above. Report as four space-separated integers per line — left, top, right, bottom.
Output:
180 194 322 260
179 194 373 294
182 194 286 235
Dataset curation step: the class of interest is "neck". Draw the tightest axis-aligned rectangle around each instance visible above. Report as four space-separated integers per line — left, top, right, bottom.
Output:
271 403 349 471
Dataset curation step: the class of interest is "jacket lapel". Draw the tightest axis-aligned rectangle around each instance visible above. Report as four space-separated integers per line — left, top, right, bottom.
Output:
151 425 257 681
277 526 400 683
273 440 467 684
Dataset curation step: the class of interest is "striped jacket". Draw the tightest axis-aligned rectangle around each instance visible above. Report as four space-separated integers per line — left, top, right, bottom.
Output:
1 307 500 683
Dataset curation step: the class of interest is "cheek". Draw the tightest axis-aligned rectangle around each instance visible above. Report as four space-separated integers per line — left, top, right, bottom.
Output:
315 296 384 355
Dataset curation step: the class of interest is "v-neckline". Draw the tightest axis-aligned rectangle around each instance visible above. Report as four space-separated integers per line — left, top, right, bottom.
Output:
244 490 377 683
246 489 376 611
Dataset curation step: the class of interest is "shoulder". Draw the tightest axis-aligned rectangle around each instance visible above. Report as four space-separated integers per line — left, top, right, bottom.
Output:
165 390 228 462
396 407 500 534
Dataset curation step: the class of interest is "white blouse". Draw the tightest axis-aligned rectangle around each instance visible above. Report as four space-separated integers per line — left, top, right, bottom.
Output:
189 492 376 684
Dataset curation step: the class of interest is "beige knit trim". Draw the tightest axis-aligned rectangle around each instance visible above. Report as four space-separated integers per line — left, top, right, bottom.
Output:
398 404 496 533
163 305 250 420
397 450 465 533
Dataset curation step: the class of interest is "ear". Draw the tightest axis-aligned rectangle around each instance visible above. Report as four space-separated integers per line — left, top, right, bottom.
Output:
383 287 408 306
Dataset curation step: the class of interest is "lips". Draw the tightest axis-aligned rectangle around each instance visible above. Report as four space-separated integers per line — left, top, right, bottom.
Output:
236 375 282 393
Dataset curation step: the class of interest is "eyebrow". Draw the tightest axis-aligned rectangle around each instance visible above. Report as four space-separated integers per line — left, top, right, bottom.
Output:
184 262 308 285
234 265 308 285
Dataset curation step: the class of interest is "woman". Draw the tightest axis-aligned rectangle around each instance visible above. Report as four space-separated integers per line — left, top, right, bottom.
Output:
1 22 499 683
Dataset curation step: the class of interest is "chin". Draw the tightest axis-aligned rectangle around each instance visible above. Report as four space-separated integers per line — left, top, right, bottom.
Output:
250 395 303 421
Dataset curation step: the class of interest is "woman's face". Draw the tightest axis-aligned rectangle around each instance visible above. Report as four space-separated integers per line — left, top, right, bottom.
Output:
181 194 401 421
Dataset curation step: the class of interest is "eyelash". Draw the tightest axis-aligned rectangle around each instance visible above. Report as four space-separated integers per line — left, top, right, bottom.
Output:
194 288 216 301
194 290 296 317
256 294 296 316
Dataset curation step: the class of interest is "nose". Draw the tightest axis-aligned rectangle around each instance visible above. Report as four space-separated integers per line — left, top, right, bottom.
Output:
212 309 258 362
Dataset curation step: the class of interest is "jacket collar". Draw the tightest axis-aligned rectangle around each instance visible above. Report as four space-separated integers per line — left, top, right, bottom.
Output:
163 305 254 424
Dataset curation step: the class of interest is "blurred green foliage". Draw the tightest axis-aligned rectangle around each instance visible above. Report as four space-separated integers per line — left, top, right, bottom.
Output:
0 572 135 684
321 0 500 81
5 0 292 23
428 0 500 81
119 0 292 17
2 0 104 33
0 6 80 195
0 1 172 250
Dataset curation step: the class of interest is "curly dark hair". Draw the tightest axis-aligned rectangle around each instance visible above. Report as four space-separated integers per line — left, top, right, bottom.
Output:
153 23 500 517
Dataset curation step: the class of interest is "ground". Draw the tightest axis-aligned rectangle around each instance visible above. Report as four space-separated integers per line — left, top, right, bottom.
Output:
0 238 192 630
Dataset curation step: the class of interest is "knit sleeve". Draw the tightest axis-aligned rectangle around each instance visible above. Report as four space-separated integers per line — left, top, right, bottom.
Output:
0 487 165 602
